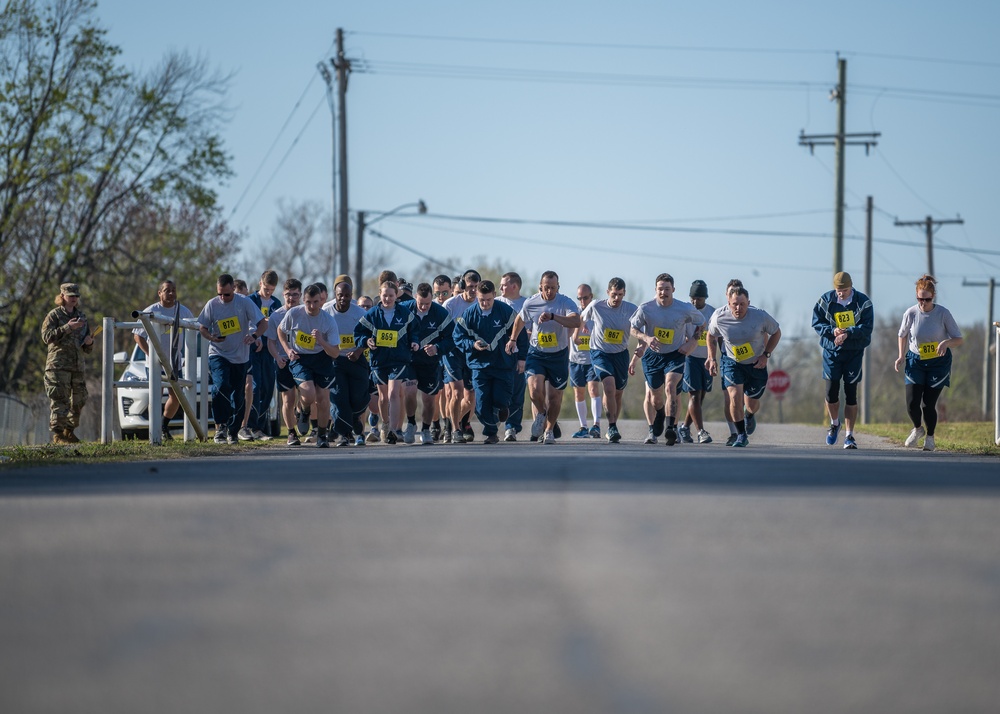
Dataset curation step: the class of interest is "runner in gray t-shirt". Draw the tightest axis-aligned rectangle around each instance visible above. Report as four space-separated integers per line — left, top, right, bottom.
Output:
579 277 638 443
506 270 581 443
628 273 704 446
568 284 603 439
706 286 781 447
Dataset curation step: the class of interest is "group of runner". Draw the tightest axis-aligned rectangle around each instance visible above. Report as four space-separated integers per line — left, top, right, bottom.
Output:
129 267 961 452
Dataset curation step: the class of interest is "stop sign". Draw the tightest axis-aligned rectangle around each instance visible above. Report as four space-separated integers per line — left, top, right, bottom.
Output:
768 369 791 395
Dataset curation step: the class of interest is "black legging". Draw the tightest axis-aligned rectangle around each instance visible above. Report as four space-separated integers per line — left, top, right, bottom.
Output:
826 378 858 406
905 383 944 436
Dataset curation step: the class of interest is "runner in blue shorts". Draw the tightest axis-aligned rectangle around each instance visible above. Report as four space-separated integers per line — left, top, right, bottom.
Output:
630 273 705 446
497 272 528 441
580 277 637 443
706 286 781 448
506 271 581 445
277 283 340 448
679 280 715 444
569 284 604 439
265 279 302 443
812 271 874 449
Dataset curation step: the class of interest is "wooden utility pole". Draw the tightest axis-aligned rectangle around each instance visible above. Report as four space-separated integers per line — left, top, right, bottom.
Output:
963 277 996 419
862 196 873 424
333 28 351 278
894 215 964 277
799 58 879 274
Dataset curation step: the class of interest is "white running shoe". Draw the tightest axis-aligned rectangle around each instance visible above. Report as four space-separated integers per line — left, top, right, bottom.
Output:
542 430 555 445
904 426 925 448
420 429 433 445
923 434 936 452
403 423 416 444
531 412 547 439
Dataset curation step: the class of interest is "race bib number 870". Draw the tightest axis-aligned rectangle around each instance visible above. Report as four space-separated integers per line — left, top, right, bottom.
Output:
218 317 241 337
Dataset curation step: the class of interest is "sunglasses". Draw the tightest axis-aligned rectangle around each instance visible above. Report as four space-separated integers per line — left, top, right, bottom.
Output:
217 291 234 298
917 297 934 303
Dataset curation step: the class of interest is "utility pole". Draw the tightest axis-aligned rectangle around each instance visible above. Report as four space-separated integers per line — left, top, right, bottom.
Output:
799 58 879 274
333 28 351 278
894 215 964 277
318 61 338 285
862 196 873 424
962 277 996 419
355 211 366 294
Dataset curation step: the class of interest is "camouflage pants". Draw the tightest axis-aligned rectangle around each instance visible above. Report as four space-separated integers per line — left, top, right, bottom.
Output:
44 370 87 432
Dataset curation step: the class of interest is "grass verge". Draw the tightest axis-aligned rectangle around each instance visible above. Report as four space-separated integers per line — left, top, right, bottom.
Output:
863 422 999 457
0 436 288 469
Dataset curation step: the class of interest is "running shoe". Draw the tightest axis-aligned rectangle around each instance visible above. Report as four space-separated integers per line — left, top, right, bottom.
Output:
336 435 350 447
420 429 433 445
826 423 840 446
451 429 465 444
484 434 500 445
431 423 442 442
403 423 416 444
316 432 329 448
589 424 601 439
354 434 365 447
678 424 694 443
304 428 318 444
553 422 562 439
664 426 677 446
366 428 381 444
237 427 256 441
227 431 238 445
744 410 757 435
443 429 453 444
530 412 547 440
214 427 228 444
542 430 556 445
383 429 397 444
463 425 475 443
504 428 517 442
652 409 665 437
698 429 713 444
725 433 738 447
296 410 310 437
161 425 174 441
607 425 621 443
904 426 925 447
572 427 590 439
923 435 936 452
732 433 749 447
644 431 658 445
287 432 301 447
251 429 272 441
843 434 858 450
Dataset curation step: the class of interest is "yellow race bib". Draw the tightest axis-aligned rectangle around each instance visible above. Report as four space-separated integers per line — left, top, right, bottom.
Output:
376 329 399 348
578 334 591 351
654 327 674 345
834 310 856 328
261 306 271 318
218 316 241 337
340 334 356 349
732 342 755 361
537 332 557 348
697 330 708 347
603 328 624 345
295 330 316 351
918 342 939 360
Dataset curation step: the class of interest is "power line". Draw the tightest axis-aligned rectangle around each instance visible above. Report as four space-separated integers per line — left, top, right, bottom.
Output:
364 226 459 272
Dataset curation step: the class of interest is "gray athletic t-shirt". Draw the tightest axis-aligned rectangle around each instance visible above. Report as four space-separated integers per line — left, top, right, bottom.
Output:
629 299 705 354
580 299 638 354
685 303 716 359
444 294 477 319
279 305 338 355
519 293 579 352
133 301 194 357
707 306 780 364
323 301 367 355
898 304 962 358
198 293 265 364
265 305 290 360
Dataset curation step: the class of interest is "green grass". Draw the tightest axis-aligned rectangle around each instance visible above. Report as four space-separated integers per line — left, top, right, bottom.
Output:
863 422 999 456
0 436 288 469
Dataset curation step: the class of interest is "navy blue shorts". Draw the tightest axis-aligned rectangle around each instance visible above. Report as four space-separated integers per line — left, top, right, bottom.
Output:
276 363 296 393
569 361 599 388
442 351 473 390
591 351 629 391
525 347 569 390
904 350 952 389
721 355 768 399
681 355 713 393
642 349 687 390
823 349 864 384
372 362 410 386
411 361 444 395
290 351 335 389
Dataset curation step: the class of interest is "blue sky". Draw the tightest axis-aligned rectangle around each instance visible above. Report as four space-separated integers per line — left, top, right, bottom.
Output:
99 0 1000 334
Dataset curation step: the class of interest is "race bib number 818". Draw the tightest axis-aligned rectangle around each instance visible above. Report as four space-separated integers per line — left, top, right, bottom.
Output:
537 332 557 348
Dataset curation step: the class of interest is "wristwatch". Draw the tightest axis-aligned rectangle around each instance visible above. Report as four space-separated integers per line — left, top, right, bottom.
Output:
763 351 772 358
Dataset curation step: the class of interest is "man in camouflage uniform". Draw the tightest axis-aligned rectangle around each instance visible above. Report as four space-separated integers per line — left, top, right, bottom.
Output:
41 283 94 443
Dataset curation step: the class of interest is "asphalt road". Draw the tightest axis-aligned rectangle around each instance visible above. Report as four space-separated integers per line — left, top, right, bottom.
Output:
2 421 999 713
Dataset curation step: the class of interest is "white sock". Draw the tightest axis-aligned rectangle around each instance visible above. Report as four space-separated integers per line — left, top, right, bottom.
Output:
575 401 588 427
727 420 737 434
591 396 602 426
831 418 840 426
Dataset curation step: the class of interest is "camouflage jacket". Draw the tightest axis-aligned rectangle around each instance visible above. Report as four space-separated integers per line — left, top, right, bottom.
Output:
42 306 94 372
